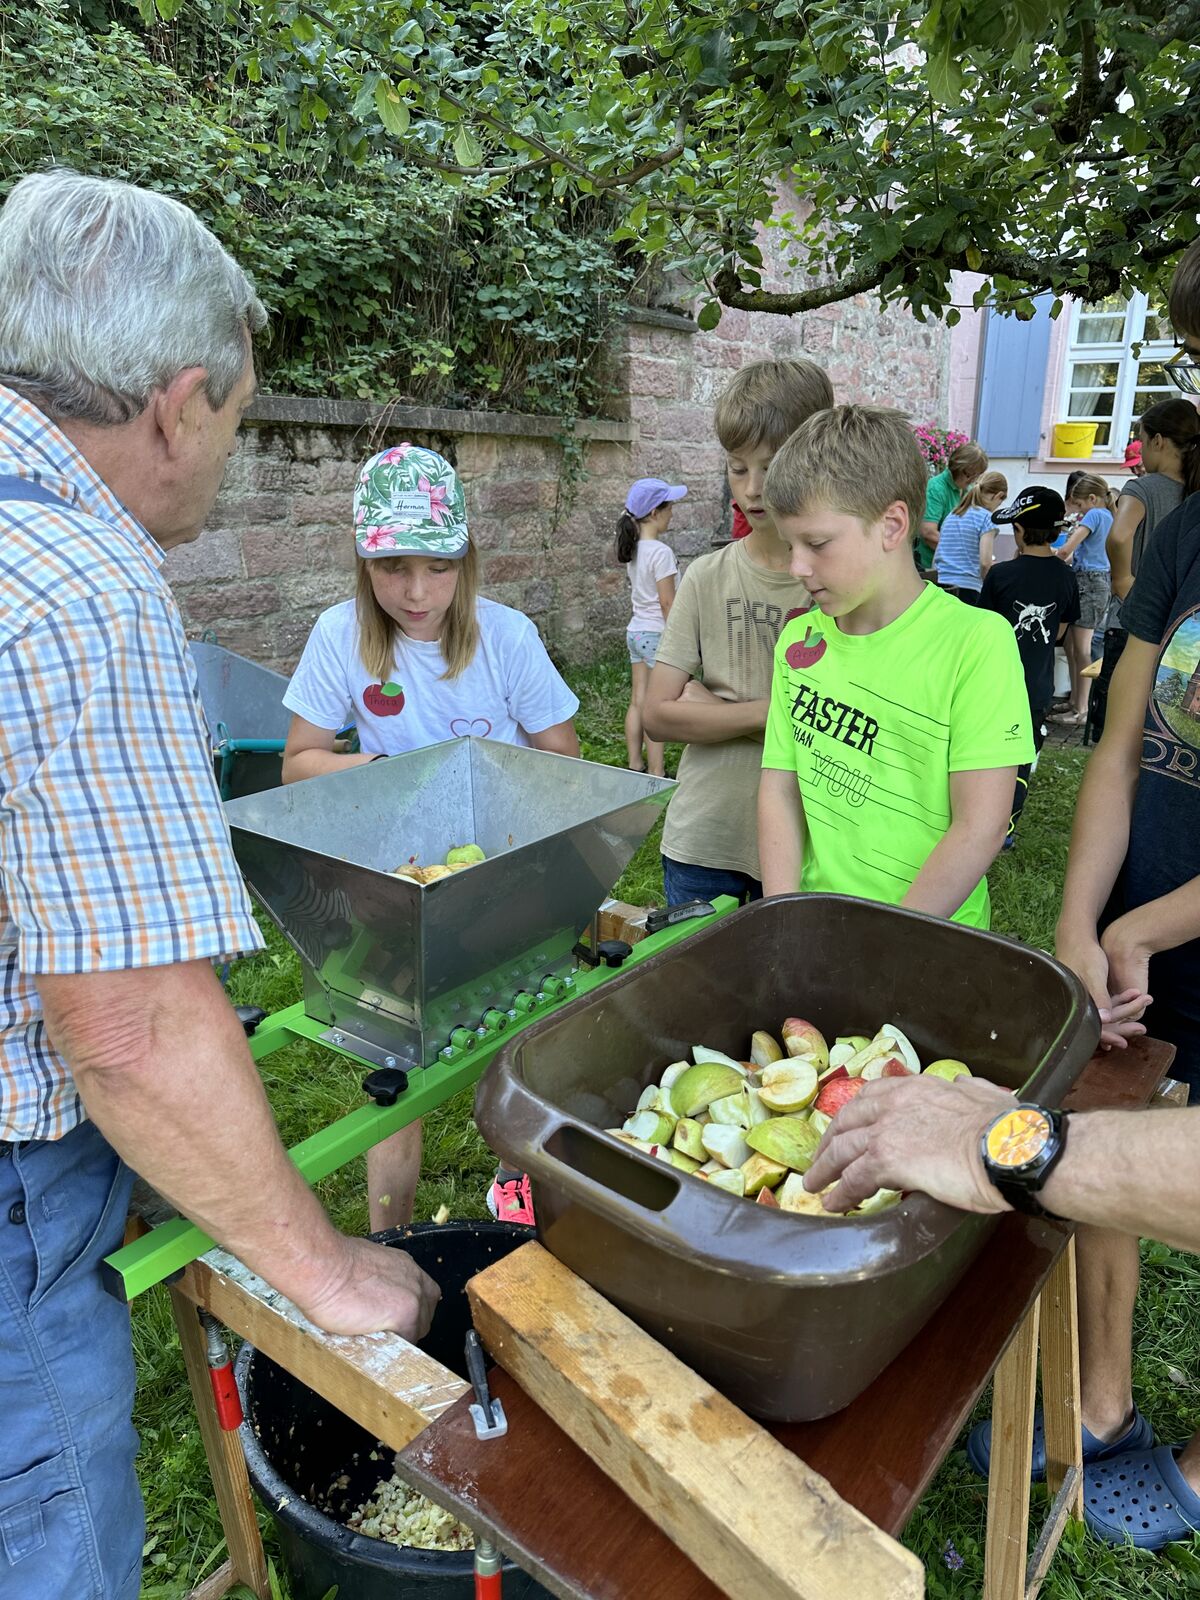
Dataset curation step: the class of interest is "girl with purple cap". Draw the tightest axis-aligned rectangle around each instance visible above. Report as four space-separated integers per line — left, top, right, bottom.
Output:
617 477 683 775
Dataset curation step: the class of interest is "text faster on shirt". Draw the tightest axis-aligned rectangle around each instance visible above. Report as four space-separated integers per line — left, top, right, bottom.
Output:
0 386 263 1142
762 585 1033 927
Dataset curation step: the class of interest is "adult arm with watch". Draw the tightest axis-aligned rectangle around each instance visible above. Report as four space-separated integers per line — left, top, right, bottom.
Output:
802 1075 1200 1255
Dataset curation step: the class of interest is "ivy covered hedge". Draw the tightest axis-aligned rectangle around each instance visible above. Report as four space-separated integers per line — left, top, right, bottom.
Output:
1 2 633 416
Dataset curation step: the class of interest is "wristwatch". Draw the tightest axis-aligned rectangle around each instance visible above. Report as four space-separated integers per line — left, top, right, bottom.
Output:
979 1103 1069 1220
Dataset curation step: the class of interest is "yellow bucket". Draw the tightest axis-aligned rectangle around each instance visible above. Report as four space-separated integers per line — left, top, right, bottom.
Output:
1052 421 1099 458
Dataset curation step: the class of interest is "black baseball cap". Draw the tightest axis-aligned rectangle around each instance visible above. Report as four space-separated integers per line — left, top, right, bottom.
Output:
993 486 1068 532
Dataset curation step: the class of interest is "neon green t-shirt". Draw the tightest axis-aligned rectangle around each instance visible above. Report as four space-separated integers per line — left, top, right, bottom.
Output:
761 584 1034 927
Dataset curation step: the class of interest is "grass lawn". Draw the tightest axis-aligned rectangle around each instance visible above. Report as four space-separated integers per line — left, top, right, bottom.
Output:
134 650 1200 1599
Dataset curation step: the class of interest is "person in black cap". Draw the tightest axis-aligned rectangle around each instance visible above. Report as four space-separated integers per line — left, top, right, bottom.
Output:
980 486 1080 845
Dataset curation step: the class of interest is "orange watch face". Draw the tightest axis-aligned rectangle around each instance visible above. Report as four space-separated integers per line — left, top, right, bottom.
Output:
985 1107 1051 1170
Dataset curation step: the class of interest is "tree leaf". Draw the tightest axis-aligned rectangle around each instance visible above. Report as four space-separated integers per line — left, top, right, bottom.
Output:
375 80 410 138
453 126 483 168
697 299 722 331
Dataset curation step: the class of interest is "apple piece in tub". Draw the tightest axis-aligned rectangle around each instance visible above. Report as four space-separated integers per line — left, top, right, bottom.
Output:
861 1054 915 1082
706 1168 746 1198
757 1059 819 1113
745 1115 822 1173
650 1143 675 1165
750 1030 783 1068
828 1034 870 1069
660 1062 690 1092
745 1086 772 1127
854 1187 902 1215
669 1062 744 1119
781 1018 829 1068
740 1152 788 1195
924 1059 972 1082
817 1061 849 1086
700 1124 751 1169
777 1173 838 1215
609 1131 655 1154
708 1091 751 1130
692 1045 750 1076
636 1084 672 1115
756 1184 781 1208
698 1158 723 1175
807 1108 833 1140
814 1076 867 1117
670 1149 702 1174
673 1118 707 1162
623 1110 675 1145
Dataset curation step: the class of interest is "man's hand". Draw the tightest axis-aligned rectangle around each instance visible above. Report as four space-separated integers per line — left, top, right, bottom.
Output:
803 1076 1017 1215
1056 927 1150 1050
295 1236 441 1341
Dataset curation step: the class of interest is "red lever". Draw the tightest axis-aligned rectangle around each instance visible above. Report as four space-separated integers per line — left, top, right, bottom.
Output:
201 1311 244 1432
474 1537 503 1599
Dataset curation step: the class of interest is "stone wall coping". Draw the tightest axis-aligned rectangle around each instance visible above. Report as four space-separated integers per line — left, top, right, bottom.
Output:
246 393 634 442
624 305 699 333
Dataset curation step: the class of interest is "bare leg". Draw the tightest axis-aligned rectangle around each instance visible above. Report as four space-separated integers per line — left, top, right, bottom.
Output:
629 661 665 777
367 1119 423 1233
1076 1224 1139 1440
1069 626 1093 718
1177 1429 1200 1493
625 659 645 771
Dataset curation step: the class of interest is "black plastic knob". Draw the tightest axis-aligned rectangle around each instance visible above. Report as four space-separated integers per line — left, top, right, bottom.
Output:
362 1067 409 1107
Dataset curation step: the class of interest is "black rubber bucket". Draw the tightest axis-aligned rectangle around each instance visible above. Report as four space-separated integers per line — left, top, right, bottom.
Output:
236 1220 552 1600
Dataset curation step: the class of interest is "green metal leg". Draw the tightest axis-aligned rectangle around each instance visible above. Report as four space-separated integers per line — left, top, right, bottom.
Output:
104 896 739 1300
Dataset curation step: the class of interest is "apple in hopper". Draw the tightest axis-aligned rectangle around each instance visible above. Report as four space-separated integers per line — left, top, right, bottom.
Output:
923 1059 972 1082
814 1076 866 1117
845 1026 920 1080
781 1018 829 1069
860 1055 915 1082
757 1059 819 1113
673 1118 707 1162
828 1034 870 1070
445 844 486 866
750 1030 783 1068
669 1062 744 1119
745 1115 822 1173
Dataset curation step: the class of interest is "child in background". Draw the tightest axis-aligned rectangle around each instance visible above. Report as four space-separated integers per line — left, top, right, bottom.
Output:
917 440 988 572
617 478 682 776
1052 473 1115 724
1124 432 1145 476
935 470 1007 603
758 406 1031 926
980 487 1080 846
282 444 580 1230
644 358 834 906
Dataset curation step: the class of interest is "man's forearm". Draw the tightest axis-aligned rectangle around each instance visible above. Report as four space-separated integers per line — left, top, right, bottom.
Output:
902 817 1007 920
1042 1109 1200 1253
644 697 768 745
51 964 351 1312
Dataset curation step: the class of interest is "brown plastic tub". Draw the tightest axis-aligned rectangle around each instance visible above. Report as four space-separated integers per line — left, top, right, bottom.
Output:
474 894 1098 1420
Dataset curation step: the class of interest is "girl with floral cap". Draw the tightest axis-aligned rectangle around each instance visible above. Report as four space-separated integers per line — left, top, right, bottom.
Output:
283 443 579 1227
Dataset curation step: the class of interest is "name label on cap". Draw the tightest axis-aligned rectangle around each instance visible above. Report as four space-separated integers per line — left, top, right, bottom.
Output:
391 491 432 520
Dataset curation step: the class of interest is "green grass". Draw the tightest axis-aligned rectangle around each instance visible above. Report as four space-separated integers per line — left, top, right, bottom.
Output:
132 653 1199 1598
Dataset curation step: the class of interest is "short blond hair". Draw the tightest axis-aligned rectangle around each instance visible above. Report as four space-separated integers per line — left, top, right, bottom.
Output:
764 405 928 534
714 358 834 455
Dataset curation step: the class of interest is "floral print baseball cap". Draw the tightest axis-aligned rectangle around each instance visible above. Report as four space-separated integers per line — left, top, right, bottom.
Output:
353 443 470 559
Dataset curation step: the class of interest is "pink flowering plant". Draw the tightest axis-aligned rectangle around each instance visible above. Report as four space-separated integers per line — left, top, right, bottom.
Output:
912 425 969 474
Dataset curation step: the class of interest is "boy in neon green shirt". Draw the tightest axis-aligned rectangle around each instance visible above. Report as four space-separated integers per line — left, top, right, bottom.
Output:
758 406 1032 927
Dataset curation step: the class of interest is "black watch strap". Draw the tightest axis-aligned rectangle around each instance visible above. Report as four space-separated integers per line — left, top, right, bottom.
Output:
982 1104 1070 1222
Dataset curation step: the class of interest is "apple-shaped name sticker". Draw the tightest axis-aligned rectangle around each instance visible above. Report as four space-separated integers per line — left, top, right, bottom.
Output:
785 627 827 671
363 681 406 716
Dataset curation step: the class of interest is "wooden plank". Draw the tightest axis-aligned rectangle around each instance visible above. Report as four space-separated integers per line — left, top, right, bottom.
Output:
169 1291 270 1600
1039 1237 1083 1518
984 1299 1040 1600
175 1248 469 1454
1025 1467 1083 1600
468 1241 925 1600
187 1559 237 1600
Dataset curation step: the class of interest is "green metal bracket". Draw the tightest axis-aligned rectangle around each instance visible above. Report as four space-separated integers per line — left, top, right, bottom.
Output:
103 896 737 1301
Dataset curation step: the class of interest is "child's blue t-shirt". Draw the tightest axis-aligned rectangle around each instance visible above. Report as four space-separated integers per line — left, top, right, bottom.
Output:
935 505 993 592
1073 507 1113 572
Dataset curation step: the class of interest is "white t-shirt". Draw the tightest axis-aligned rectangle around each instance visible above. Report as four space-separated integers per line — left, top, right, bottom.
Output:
284 596 579 754
627 538 679 631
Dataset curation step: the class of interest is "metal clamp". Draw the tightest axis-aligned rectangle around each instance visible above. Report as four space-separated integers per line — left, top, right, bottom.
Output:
645 898 715 934
465 1328 508 1440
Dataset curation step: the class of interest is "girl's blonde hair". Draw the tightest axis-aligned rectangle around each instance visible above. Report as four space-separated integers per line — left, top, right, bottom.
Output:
1068 473 1118 515
356 543 481 682
952 470 1008 517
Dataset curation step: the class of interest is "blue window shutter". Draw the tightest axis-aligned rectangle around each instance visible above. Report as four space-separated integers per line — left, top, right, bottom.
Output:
975 293 1055 456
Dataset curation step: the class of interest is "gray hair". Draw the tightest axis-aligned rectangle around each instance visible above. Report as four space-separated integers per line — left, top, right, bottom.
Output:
0 168 267 425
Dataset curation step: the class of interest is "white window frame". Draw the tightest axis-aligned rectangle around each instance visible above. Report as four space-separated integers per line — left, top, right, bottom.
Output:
1056 292 1176 459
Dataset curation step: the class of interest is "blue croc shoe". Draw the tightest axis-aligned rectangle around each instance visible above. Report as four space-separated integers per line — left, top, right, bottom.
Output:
966 1406 1154 1483
1084 1444 1200 1549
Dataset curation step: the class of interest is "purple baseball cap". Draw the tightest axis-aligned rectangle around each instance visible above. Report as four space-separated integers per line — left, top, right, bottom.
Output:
625 478 687 520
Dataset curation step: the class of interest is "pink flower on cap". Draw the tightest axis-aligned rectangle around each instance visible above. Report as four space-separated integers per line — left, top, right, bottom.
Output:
378 445 412 465
419 476 450 525
360 528 399 552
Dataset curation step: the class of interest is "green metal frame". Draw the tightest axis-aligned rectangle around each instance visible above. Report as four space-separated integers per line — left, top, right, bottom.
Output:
103 897 736 1301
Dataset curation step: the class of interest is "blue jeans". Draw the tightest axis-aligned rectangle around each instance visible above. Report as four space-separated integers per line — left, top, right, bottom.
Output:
0 1121 140 1599
661 855 762 908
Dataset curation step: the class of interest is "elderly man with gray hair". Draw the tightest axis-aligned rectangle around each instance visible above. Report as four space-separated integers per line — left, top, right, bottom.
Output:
0 169 440 1600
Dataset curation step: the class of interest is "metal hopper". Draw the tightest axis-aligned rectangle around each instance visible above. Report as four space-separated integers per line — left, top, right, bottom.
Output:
224 739 674 1069
189 640 292 799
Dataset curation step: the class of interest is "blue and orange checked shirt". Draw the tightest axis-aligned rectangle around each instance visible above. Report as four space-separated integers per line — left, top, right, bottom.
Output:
0 385 263 1142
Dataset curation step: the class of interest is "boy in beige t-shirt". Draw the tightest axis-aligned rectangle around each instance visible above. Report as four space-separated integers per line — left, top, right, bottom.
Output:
645 359 834 904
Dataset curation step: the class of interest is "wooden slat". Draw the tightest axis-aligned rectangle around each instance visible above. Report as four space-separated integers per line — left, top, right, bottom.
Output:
1025 1468 1083 1600
985 1299 1040 1600
187 1559 237 1600
176 1247 469 1453
468 1241 925 1600
169 1292 270 1600
1039 1238 1083 1519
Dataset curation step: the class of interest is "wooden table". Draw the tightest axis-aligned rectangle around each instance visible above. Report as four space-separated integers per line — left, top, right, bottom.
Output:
176 1036 1176 1600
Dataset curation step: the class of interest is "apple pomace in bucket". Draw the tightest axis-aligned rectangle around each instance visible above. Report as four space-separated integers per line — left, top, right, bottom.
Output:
606 1024 975 1220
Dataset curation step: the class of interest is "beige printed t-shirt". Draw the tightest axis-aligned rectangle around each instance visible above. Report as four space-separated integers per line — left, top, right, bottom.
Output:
656 540 810 879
